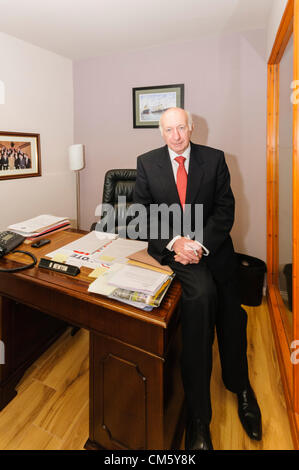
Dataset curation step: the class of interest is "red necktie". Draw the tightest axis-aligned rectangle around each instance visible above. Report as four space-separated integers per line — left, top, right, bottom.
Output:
174 156 187 208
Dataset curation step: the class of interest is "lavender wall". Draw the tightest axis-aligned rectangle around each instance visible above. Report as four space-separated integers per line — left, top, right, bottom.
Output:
74 30 267 261
0 33 75 231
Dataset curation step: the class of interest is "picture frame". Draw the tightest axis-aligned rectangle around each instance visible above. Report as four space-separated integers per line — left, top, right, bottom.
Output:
132 84 184 128
0 131 41 180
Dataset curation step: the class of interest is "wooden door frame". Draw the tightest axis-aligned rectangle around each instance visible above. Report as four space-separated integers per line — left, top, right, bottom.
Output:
267 0 299 448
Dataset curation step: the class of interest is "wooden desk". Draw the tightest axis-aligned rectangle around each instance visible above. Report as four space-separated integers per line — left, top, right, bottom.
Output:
0 231 184 450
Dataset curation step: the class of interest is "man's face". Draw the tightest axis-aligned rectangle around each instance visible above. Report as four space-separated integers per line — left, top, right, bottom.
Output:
160 108 193 154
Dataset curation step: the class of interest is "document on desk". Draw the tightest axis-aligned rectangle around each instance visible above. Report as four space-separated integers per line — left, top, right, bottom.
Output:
88 263 124 296
107 264 169 296
55 230 117 255
97 238 148 263
46 235 147 270
45 231 117 269
128 248 173 274
8 214 69 236
87 264 154 311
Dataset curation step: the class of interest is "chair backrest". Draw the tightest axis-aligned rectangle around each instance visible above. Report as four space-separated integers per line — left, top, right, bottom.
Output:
91 169 137 235
102 169 137 206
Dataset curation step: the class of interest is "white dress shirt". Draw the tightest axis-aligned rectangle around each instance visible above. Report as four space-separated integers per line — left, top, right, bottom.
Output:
166 145 209 256
168 145 191 182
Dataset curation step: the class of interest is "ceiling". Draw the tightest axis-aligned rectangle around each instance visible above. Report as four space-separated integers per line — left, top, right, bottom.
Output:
0 0 273 60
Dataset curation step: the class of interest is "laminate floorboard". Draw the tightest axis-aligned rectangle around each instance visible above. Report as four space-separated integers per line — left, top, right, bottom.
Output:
0 298 294 450
210 299 293 450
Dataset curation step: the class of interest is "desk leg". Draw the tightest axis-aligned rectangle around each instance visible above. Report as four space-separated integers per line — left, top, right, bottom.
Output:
85 328 184 451
0 296 67 411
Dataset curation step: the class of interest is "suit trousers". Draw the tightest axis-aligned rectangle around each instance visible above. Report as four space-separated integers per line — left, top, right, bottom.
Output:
168 257 249 424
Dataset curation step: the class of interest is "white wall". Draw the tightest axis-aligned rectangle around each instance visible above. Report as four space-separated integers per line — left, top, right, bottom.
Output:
0 33 75 230
266 0 288 60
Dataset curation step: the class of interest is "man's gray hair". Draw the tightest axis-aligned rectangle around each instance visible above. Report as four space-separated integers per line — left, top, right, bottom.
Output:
159 109 193 135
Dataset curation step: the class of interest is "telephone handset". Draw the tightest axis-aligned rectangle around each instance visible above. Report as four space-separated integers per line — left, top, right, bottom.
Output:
0 231 37 272
0 231 25 257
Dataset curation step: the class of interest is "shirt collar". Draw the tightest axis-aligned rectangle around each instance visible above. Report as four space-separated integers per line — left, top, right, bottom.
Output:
168 144 191 163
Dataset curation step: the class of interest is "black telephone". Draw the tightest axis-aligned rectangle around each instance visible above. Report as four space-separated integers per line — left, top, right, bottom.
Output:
0 231 25 257
0 231 37 272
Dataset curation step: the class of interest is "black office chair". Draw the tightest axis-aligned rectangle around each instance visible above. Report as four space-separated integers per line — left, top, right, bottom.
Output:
90 169 137 236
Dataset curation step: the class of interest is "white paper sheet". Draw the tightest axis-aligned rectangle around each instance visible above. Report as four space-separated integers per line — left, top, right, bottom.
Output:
97 238 148 261
88 263 124 295
107 264 168 295
49 231 115 255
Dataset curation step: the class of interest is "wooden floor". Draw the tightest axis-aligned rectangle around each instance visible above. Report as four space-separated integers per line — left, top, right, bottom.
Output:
0 298 294 450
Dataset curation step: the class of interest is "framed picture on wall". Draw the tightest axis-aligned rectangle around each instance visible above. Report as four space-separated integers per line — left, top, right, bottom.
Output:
0 131 41 180
133 84 184 128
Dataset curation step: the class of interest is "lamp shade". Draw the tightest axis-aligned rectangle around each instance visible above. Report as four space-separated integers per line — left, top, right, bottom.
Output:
69 144 84 171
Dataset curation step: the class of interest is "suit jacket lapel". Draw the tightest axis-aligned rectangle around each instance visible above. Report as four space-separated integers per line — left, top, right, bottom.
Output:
185 143 205 206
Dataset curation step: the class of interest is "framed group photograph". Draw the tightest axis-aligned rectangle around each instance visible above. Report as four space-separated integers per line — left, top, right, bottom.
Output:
0 131 41 180
133 84 184 128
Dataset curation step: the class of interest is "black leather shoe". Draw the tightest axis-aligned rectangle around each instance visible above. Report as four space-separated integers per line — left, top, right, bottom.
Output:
237 385 262 440
185 419 213 450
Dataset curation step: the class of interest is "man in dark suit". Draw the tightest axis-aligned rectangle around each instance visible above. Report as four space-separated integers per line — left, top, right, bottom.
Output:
133 107 262 450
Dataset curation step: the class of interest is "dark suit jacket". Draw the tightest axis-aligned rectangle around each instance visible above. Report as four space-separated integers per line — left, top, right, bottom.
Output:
133 142 238 282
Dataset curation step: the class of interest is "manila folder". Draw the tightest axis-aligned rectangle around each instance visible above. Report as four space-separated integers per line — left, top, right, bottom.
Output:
128 248 173 275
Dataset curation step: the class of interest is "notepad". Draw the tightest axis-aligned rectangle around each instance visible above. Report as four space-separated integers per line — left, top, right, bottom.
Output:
52 252 69 263
88 266 109 278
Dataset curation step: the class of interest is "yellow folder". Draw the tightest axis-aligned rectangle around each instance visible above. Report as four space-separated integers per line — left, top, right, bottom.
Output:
127 248 173 275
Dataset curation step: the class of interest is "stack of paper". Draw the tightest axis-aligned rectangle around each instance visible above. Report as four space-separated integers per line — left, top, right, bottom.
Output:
40 232 174 311
110 277 172 308
88 262 174 310
8 215 71 241
107 264 169 296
